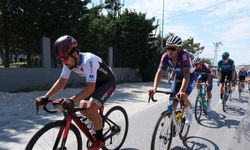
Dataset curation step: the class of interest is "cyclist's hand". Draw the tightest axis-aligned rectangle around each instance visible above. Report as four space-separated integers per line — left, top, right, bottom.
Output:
148 89 156 96
35 95 49 108
60 98 74 112
177 91 186 100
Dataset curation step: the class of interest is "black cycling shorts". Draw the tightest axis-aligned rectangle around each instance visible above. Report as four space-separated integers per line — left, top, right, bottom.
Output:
86 79 116 106
219 71 232 83
239 76 246 82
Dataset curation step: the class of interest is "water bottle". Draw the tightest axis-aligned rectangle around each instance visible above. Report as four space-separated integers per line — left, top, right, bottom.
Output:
175 111 182 124
81 116 96 135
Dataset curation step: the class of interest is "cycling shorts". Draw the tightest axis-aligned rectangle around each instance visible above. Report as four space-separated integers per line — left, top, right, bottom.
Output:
85 79 116 106
219 71 232 83
238 76 246 82
197 75 213 91
170 73 196 96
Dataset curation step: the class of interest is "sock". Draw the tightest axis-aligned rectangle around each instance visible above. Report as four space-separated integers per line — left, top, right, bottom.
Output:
220 94 223 99
94 129 104 141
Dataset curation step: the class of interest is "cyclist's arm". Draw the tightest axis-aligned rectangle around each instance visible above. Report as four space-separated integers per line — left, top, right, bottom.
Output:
153 69 164 91
232 69 236 80
216 70 221 79
180 67 190 93
45 77 68 97
70 82 96 102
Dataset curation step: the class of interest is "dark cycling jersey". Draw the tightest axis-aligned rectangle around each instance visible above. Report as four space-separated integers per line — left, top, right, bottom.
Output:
60 52 115 83
237 70 247 82
237 70 247 77
217 59 235 73
217 59 235 83
194 63 213 91
194 63 211 79
159 49 195 95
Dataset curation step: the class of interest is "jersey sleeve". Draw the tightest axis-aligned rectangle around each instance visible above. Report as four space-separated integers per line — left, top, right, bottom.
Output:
158 52 168 71
180 52 192 68
231 60 235 70
60 64 72 79
84 58 100 83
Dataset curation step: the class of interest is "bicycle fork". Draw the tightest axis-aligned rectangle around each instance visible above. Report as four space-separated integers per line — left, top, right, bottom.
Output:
53 116 72 150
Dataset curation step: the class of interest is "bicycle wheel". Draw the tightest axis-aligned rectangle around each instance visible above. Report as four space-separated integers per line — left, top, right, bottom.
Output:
103 106 129 150
25 121 82 150
179 114 190 140
151 111 173 150
194 95 202 123
222 90 227 112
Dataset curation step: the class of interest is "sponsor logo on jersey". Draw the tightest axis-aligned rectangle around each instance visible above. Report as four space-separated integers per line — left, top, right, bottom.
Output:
99 68 108 75
89 61 93 73
89 74 94 78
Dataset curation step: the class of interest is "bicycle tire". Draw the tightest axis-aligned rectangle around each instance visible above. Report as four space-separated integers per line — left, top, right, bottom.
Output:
194 95 202 123
103 106 129 150
151 111 173 150
222 89 227 112
179 115 190 140
25 121 82 150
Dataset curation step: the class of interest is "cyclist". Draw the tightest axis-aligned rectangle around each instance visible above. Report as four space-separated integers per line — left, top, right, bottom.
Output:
247 69 250 90
217 52 235 103
232 69 237 92
237 66 247 93
149 35 195 125
193 58 213 112
35 35 116 150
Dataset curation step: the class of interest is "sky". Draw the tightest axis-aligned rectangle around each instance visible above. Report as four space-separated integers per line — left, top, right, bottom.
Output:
91 0 250 66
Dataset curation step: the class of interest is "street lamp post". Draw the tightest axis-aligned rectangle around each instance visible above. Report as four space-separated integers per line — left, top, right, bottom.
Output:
160 0 165 51
213 42 223 66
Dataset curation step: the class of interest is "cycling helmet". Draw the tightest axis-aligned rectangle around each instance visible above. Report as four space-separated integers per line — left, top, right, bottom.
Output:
193 57 202 64
54 35 78 58
222 52 229 58
166 35 182 47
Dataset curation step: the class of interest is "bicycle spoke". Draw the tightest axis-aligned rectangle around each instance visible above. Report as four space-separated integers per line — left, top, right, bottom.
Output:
151 112 172 150
103 106 128 150
25 121 82 150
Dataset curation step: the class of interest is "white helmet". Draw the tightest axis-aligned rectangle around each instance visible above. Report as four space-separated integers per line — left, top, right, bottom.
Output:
166 35 182 47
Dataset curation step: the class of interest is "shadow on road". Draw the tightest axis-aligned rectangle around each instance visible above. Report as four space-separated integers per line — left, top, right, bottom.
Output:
182 136 220 150
197 111 240 129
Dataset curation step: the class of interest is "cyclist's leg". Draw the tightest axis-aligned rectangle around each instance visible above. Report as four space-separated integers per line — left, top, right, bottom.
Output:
227 72 233 98
183 74 196 125
80 80 116 143
219 73 226 103
207 78 213 111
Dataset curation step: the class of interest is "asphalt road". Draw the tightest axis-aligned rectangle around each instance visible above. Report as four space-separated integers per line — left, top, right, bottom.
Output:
120 80 250 150
0 80 249 150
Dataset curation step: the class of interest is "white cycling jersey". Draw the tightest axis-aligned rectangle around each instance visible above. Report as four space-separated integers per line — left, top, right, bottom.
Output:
60 52 114 83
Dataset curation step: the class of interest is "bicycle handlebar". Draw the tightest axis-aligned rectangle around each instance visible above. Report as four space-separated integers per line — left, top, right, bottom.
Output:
148 90 176 103
37 99 85 114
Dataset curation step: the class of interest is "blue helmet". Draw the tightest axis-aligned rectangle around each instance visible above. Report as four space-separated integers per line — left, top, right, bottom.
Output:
222 52 229 58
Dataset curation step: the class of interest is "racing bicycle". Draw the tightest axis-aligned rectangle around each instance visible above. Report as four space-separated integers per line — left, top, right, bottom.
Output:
222 79 230 112
194 83 208 123
25 99 129 150
148 91 190 150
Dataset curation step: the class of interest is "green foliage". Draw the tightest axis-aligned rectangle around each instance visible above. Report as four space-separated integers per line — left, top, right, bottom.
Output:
0 1 208 82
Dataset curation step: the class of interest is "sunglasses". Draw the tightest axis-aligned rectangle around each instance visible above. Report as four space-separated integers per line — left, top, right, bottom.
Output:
166 47 177 51
222 57 228 60
60 55 70 62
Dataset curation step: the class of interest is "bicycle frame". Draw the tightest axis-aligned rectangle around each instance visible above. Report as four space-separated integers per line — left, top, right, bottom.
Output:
44 100 104 147
199 83 207 105
149 90 187 134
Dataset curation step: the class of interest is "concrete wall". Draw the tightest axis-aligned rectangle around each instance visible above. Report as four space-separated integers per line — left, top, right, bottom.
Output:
0 37 139 92
0 67 138 92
